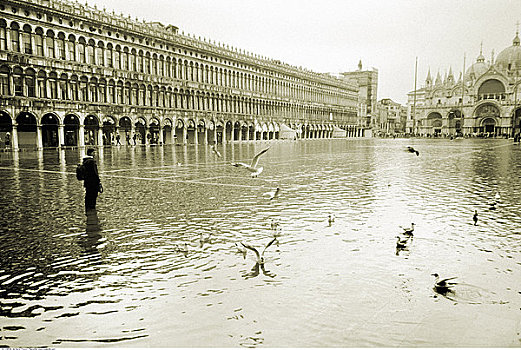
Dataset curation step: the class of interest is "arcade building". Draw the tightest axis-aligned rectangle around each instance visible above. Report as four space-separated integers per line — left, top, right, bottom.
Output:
0 0 361 151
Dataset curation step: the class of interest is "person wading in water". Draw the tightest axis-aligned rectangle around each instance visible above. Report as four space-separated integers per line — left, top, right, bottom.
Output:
80 148 103 214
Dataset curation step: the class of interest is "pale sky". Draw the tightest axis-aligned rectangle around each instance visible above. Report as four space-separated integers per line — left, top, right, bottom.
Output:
87 0 520 104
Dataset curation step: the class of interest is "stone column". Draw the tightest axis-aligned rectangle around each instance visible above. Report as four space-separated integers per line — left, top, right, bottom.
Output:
58 123 65 147
97 127 103 147
79 124 85 148
182 125 187 145
36 125 43 150
12 124 19 151
222 124 226 143
203 126 208 145
194 124 198 145
238 124 242 141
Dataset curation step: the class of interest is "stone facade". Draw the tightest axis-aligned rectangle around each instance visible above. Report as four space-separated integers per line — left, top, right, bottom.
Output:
407 31 521 137
0 0 361 150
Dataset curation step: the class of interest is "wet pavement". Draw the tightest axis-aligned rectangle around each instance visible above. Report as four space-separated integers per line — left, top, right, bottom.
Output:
0 138 520 347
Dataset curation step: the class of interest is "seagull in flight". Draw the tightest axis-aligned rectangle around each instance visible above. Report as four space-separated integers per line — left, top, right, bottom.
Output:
406 146 420 156
432 273 458 293
210 144 222 158
264 187 280 200
231 147 270 177
241 237 277 265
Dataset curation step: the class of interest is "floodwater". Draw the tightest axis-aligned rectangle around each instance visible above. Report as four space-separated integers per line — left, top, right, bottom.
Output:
0 138 520 347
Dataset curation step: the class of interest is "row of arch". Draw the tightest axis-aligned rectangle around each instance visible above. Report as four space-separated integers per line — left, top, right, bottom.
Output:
0 64 356 120
1 18 354 105
0 110 363 149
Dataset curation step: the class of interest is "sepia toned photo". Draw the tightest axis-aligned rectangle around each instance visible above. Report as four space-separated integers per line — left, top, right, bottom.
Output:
0 0 520 347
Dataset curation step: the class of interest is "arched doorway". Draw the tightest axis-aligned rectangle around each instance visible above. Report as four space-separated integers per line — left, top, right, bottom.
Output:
448 109 463 135
475 104 500 136
149 118 160 144
16 112 37 149
135 117 147 144
64 114 79 146
482 118 496 135
225 121 233 142
197 119 206 144
186 119 196 144
119 117 132 145
248 122 255 140
102 116 116 145
215 120 223 144
163 119 173 145
207 120 216 144
0 111 13 148
84 114 99 146
233 121 240 141
41 113 59 147
513 108 521 137
175 119 184 144
427 112 443 136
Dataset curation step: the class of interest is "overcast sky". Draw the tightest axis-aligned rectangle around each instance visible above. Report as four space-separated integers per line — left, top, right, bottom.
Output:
87 0 520 104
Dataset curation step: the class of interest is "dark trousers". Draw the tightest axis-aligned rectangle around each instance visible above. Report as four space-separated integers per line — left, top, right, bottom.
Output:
85 186 99 212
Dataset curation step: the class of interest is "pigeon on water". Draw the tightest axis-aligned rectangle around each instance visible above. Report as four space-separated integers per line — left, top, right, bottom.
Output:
432 273 458 294
264 187 280 200
406 146 419 156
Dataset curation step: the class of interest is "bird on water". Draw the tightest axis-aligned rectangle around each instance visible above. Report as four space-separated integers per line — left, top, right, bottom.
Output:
432 273 458 293
210 144 222 158
240 237 277 265
395 235 409 249
231 147 270 177
407 146 420 156
400 223 415 235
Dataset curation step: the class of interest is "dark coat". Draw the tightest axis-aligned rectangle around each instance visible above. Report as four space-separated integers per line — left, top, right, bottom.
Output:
82 156 100 189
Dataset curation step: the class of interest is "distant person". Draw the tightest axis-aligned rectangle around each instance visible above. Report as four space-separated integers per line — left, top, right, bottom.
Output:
116 134 121 145
81 148 102 214
126 133 130 145
132 134 137 146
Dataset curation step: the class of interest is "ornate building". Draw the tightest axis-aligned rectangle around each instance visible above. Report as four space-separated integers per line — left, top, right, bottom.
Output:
377 98 407 135
0 0 360 150
407 30 521 137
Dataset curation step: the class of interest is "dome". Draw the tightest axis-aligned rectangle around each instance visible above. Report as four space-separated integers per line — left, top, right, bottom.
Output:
495 32 521 72
465 60 489 81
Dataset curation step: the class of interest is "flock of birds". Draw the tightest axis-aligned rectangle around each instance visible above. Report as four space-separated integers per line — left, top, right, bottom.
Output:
204 143 501 292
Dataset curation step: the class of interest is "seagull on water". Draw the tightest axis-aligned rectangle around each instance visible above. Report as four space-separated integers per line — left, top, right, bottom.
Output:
231 147 270 178
210 144 222 158
241 237 277 265
406 146 420 156
264 187 280 200
473 210 478 225
399 223 415 235
432 273 458 293
395 235 409 249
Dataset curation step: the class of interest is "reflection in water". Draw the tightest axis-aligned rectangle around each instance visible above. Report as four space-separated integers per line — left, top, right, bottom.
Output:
0 139 521 347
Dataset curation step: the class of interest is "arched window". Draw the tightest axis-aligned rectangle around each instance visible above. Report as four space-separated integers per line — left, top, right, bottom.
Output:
99 78 106 103
13 67 23 95
87 39 96 64
25 68 35 97
138 51 144 73
130 49 137 71
49 72 58 99
10 22 20 52
60 73 68 99
67 34 76 60
116 81 123 104
0 20 6 51
46 30 55 58
131 83 138 105
57 32 66 60
69 75 78 100
0 65 9 95
124 82 130 104
22 24 32 54
78 37 86 63
114 45 121 69
96 41 104 66
80 76 88 101
122 47 129 70
37 70 46 97
89 77 98 102
108 80 115 103
106 43 113 68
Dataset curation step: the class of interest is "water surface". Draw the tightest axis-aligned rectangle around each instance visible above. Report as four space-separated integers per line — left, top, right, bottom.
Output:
1 138 520 347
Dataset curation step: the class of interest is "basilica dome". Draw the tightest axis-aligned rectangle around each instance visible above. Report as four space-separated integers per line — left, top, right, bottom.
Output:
495 32 521 72
465 51 489 80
